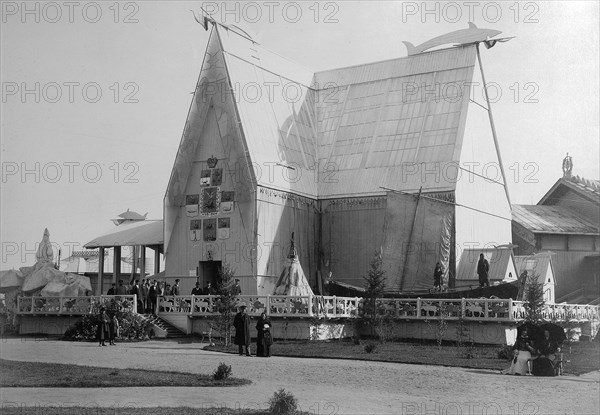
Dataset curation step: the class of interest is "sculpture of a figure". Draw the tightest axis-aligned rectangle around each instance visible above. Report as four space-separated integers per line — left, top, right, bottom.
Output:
562 153 573 178
36 228 54 263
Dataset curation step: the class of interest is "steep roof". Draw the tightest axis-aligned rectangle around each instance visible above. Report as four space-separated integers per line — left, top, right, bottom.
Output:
539 175 600 205
514 253 555 285
216 25 477 198
512 204 599 235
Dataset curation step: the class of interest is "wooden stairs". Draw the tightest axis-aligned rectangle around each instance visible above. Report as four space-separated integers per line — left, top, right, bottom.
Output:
143 314 187 339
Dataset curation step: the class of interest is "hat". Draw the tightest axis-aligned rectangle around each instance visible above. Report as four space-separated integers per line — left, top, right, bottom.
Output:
175 279 180 282
239 304 247 309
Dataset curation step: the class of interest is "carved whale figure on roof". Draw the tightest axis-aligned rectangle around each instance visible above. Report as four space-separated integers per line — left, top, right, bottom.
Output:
403 22 502 56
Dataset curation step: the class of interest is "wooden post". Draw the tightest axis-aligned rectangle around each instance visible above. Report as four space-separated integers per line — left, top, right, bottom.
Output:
113 246 121 286
400 187 422 291
139 246 146 280
154 247 160 275
97 247 105 295
476 43 512 208
307 295 313 317
508 299 514 321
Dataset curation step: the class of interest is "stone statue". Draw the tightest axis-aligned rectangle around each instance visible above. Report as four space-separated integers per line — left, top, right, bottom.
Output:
562 153 573 178
36 228 54 263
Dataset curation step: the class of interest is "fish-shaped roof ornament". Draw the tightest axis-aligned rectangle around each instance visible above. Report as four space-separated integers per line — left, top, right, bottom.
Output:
403 22 512 56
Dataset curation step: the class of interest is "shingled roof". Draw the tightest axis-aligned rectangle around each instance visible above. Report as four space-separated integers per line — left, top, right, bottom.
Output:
512 204 599 235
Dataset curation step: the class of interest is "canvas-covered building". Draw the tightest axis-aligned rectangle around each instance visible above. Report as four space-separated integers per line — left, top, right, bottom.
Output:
512 158 600 303
163 23 514 295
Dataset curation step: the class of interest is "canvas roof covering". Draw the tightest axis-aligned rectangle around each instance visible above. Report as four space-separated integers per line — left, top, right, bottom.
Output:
455 248 515 282
84 220 163 248
512 205 599 235
212 25 477 199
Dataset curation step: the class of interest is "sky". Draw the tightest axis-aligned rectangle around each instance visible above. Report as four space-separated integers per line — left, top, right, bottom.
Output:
1 1 599 271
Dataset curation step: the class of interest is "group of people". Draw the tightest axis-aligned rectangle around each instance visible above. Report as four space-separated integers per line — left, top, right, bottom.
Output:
233 305 273 357
107 278 186 314
106 278 246 316
432 253 491 290
502 328 562 376
96 307 119 346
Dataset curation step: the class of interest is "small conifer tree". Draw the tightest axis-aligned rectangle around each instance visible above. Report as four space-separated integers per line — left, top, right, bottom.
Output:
215 262 239 346
524 273 545 324
363 250 386 318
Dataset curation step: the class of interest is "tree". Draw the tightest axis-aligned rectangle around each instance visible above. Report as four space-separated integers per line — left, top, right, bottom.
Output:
524 273 545 324
363 250 386 318
214 262 239 346
360 250 393 343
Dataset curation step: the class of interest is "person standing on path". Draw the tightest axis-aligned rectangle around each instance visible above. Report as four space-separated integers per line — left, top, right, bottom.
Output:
108 313 119 346
233 305 252 356
256 312 272 357
96 308 110 346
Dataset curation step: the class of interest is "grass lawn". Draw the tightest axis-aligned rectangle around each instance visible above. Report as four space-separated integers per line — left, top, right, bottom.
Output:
0 359 251 387
1 408 289 415
2 409 273 415
205 339 600 376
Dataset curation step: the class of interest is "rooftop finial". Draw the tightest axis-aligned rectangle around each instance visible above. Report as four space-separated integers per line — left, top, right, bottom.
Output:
562 153 573 178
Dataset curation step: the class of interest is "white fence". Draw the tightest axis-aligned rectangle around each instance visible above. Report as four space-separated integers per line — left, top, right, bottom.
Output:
155 295 600 323
17 295 138 315
14 294 600 323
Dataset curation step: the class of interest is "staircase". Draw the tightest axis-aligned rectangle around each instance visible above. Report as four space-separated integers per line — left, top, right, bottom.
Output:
143 314 187 339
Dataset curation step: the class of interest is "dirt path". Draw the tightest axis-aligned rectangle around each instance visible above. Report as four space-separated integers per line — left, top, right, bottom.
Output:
1 339 598 414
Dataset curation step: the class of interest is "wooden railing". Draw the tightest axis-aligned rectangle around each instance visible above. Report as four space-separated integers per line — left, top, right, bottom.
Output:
17 295 138 315
155 295 600 323
14 294 600 323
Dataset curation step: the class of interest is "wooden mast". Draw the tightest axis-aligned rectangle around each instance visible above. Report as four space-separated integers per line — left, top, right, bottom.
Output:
399 187 422 291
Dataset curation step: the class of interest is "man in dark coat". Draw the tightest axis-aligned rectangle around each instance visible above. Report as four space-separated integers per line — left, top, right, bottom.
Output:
191 282 203 295
233 305 251 356
148 280 158 314
433 262 443 291
96 308 110 346
477 253 490 287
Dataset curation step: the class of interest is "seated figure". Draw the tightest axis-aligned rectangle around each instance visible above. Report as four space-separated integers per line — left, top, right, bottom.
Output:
502 328 536 375
532 329 561 376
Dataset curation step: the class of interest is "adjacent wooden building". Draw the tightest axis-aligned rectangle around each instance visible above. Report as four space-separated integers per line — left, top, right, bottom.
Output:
512 159 600 303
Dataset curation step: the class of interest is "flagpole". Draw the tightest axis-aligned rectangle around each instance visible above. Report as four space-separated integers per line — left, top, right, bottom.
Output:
476 42 512 208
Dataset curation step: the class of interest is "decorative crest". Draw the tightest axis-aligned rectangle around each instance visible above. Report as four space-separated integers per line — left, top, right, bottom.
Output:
207 155 218 168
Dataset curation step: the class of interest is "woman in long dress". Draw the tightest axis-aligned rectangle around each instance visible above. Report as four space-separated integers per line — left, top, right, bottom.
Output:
256 312 273 357
502 328 536 375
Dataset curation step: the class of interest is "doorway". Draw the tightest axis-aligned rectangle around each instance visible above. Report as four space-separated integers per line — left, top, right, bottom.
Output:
199 261 222 288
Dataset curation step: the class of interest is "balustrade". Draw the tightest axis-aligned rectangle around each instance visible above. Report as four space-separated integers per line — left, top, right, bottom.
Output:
13 294 599 323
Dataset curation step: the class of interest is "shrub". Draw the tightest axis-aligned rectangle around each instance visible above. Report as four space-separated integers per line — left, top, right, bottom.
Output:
364 343 376 353
63 304 152 342
212 362 232 381
497 345 513 361
269 388 298 415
